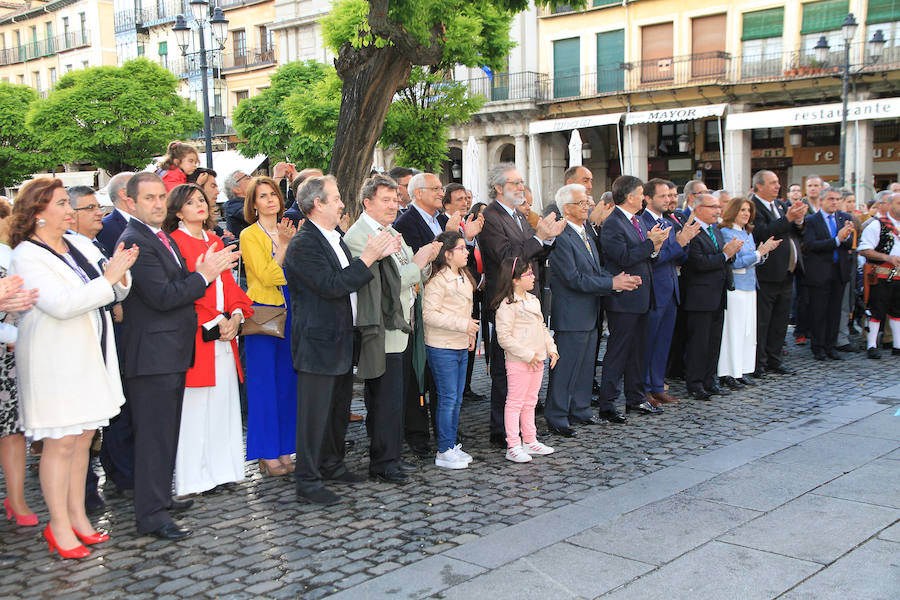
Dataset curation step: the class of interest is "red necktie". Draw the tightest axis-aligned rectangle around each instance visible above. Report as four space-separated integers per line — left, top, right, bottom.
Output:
631 216 645 241
156 231 181 266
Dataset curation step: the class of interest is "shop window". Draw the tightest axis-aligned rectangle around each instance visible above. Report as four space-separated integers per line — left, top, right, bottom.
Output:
691 14 727 77
658 122 690 156
751 128 783 149
803 124 840 147
704 120 721 150
553 37 580 98
741 7 784 78
641 22 673 83
873 120 899 144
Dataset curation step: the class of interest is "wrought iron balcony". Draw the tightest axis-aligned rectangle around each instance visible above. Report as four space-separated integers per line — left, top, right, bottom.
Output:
221 48 277 71
168 53 224 79
114 1 188 33
0 31 91 66
461 71 550 103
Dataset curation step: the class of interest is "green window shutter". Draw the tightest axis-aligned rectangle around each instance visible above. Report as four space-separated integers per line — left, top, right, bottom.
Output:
596 29 624 93
553 37 580 99
742 7 785 41
867 0 900 24
593 0 619 7
137 45 145 57
801 0 850 34
158 41 167 56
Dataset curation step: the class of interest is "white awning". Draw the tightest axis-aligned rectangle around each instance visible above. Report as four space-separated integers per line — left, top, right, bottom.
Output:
528 113 623 135
625 103 728 126
31 170 98 188
725 97 900 131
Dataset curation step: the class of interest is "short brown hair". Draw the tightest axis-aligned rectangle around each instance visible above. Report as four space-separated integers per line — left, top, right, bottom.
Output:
719 196 756 233
9 178 64 248
244 176 285 224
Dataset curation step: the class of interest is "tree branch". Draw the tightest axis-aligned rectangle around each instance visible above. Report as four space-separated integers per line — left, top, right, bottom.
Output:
367 0 445 66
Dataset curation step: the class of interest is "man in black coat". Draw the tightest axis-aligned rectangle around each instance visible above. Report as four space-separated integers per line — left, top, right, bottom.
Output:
119 173 238 540
681 194 742 400
284 176 398 505
802 187 855 360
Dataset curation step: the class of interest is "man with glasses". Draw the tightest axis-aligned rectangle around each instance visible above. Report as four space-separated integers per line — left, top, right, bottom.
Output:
224 171 250 237
678 179 708 222
479 163 566 447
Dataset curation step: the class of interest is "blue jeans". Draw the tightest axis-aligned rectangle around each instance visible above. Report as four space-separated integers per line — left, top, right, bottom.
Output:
426 346 468 453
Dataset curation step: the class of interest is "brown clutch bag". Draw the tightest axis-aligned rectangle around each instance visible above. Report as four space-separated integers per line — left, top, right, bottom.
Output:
240 305 287 338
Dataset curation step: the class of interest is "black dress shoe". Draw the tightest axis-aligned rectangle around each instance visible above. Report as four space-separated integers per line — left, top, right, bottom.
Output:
547 424 577 437
737 376 756 386
397 460 419 473
751 369 767 379
826 350 843 360
687 388 712 400
719 376 743 389
169 498 194 512
705 385 729 396
835 343 857 353
597 410 627 424
489 434 507 449
462 389 484 402
573 416 604 426
626 402 663 415
766 364 795 375
892 348 900 356
407 442 431 457
297 486 342 505
867 347 881 359
325 470 366 484
148 523 192 540
369 470 409 484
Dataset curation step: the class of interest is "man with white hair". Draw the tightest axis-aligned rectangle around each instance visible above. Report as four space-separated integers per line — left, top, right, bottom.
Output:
223 170 250 237
545 184 638 436
97 172 135 253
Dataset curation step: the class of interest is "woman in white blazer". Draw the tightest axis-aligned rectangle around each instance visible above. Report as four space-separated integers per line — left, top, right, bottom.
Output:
9 178 137 559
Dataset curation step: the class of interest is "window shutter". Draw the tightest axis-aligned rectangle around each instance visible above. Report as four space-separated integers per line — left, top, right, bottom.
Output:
553 37 580 98
158 41 167 56
596 29 624 93
742 7 785 41
593 0 619 6
867 0 900 24
800 0 851 34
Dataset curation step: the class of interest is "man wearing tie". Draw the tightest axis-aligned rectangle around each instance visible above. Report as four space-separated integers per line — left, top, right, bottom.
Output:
546 184 638 436
802 187 854 360
597 176 668 421
750 170 807 377
119 173 238 539
640 179 700 405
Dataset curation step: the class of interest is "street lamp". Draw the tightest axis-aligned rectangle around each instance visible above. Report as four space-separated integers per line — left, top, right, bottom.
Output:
173 3 228 170
814 14 886 187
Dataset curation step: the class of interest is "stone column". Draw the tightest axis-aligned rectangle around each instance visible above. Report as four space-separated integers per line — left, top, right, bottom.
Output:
528 133 544 211
514 134 528 176
724 128 751 197
622 124 648 181
847 118 874 205
477 137 489 204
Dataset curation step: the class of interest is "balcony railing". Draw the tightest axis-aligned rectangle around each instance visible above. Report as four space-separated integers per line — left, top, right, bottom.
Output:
189 115 234 138
0 31 91 66
169 52 224 78
114 1 188 32
550 42 900 101
461 71 550 103
222 48 276 70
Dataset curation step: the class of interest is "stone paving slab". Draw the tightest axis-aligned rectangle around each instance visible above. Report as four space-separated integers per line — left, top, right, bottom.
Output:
831 407 900 441
878 521 900 542
324 555 486 600
719 493 899 564
779 538 900 600
813 458 900 509
762 431 898 474
597 541 821 600
675 436 791 474
434 542 653 600
752 415 861 444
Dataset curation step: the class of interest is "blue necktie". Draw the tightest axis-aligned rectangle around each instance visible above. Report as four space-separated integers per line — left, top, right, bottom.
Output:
827 214 838 263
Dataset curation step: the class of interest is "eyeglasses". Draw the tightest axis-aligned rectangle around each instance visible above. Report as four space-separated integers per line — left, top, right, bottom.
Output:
521 270 535 278
236 174 249 183
505 180 525 187
73 204 100 212
424 186 443 192
451 245 469 252
576 201 593 207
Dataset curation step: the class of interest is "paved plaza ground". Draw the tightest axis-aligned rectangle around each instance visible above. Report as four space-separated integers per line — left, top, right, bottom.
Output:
1 335 898 599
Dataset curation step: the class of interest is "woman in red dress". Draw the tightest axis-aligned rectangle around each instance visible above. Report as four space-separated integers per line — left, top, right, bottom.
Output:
164 184 253 496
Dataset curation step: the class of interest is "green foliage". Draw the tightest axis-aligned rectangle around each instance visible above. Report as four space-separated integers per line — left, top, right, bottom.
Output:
282 67 342 145
380 68 485 171
26 58 202 174
232 61 333 170
0 83 57 187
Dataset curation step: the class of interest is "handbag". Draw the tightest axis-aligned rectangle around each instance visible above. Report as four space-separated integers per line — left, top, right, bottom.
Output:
240 305 287 338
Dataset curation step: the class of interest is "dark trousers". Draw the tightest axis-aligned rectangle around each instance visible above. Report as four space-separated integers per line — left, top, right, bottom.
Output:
295 370 352 494
488 317 507 438
545 329 597 428
645 297 678 394
404 359 436 447
757 274 794 370
793 273 811 338
127 372 185 534
598 311 649 412
98 399 135 491
809 267 845 356
364 351 405 474
666 304 687 379
464 295 482 393
685 309 725 392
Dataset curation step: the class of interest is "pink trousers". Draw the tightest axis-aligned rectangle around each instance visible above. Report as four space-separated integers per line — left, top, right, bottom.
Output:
505 361 544 448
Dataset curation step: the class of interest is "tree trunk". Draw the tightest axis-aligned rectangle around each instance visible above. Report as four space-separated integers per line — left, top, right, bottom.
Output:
329 43 411 218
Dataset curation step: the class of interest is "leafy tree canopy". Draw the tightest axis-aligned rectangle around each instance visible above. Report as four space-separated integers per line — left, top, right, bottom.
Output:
0 83 58 187
232 60 333 170
26 58 202 174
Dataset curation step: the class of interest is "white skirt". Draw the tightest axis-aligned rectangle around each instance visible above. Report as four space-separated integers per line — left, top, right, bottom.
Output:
717 289 757 378
174 341 246 496
27 418 109 441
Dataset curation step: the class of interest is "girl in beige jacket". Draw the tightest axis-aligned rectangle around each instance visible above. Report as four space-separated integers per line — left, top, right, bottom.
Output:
491 256 558 463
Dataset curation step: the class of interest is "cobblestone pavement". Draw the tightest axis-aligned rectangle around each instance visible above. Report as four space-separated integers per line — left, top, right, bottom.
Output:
1 331 898 599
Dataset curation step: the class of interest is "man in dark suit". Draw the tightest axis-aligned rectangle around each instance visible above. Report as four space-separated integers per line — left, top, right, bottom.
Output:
478 162 565 447
96 172 134 255
389 166 415 216
802 187 855 360
546 183 638 436
597 176 668 422
224 171 250 237
119 172 238 540
284 176 398 505
750 170 807 377
682 194 742 400
640 179 699 405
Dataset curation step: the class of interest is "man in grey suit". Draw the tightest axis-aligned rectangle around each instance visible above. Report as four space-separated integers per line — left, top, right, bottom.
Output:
545 184 640 436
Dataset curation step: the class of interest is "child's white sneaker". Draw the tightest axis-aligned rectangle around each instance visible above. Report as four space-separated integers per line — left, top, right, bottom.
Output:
435 449 468 469
505 445 533 463
522 440 554 455
453 444 473 463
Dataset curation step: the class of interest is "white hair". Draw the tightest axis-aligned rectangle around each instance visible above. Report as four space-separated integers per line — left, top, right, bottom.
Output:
407 172 429 199
555 183 586 213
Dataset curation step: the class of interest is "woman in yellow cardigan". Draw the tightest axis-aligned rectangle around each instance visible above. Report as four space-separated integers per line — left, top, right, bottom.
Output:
239 177 297 476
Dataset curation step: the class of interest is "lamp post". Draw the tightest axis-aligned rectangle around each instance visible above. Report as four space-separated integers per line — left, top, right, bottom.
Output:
173 1 228 170
814 14 885 187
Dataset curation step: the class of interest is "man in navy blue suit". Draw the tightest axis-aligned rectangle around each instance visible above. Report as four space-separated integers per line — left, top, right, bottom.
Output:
802 187 855 360
640 179 700 406
546 184 639 436
97 172 134 254
597 176 669 422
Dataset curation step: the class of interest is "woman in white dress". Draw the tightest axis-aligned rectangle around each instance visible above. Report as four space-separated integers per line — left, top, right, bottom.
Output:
165 184 253 496
9 178 136 559
717 197 780 389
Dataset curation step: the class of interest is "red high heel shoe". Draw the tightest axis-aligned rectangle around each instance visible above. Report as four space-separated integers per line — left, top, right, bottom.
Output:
4 497 38 527
43 524 90 559
73 528 110 545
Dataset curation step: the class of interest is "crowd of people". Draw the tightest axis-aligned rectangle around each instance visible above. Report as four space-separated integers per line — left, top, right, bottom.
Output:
1 138 899 562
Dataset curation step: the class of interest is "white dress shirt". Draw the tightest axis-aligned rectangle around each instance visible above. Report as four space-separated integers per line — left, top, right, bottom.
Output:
311 220 358 324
